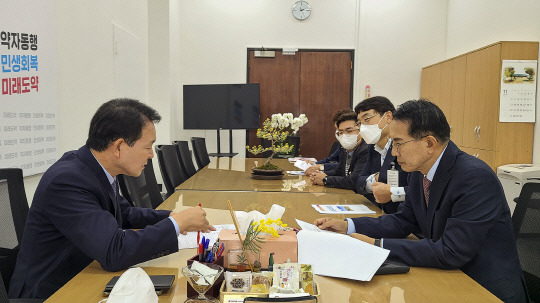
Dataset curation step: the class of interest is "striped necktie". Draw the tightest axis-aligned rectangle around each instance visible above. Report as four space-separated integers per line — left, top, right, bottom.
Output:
423 176 431 205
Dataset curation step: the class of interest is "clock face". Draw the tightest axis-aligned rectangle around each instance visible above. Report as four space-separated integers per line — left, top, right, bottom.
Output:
292 1 311 20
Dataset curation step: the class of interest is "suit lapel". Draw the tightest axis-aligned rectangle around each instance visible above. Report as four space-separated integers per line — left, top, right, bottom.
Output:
78 146 120 224
425 142 458 234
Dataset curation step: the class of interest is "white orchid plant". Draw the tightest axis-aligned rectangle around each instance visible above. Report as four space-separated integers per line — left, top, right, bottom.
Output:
246 113 308 169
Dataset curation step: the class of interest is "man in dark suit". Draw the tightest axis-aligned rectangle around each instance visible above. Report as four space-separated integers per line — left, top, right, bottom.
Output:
305 109 352 175
315 100 528 302
10 99 214 299
310 111 368 190
355 96 409 214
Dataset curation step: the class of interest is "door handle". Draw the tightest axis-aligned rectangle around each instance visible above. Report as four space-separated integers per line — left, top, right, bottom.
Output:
477 126 480 140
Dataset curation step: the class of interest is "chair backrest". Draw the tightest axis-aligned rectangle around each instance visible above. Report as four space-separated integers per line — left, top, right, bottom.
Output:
512 182 540 302
118 159 164 209
190 137 211 170
328 141 341 157
0 168 29 292
173 140 197 178
155 145 188 195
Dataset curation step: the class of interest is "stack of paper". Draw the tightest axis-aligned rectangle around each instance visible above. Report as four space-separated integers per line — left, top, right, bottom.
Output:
312 204 376 215
287 157 317 163
297 230 389 281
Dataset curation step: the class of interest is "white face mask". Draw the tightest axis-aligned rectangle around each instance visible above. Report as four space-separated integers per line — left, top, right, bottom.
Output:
106 267 158 303
338 133 359 150
359 113 388 144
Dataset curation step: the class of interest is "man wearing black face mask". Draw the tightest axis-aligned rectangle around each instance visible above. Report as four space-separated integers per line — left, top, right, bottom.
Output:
355 96 409 214
310 111 368 190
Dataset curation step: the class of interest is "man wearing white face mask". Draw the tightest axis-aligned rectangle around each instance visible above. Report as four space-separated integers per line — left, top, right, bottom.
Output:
310 111 368 190
354 96 409 214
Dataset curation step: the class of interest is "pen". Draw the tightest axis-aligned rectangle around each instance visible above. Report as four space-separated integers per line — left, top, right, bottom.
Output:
198 243 204 261
216 243 225 259
197 203 202 244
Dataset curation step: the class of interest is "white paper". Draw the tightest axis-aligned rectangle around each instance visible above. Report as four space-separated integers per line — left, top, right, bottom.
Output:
295 219 331 233
294 160 311 171
177 224 235 249
288 157 317 163
297 230 389 281
312 204 376 214
287 170 305 175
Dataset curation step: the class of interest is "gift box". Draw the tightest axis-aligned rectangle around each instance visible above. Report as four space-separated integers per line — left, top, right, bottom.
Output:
218 229 298 269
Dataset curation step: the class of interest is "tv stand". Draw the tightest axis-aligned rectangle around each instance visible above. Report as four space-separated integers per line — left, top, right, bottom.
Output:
208 129 238 158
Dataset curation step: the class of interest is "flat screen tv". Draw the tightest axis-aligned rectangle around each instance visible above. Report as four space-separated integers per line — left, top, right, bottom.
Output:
183 83 260 129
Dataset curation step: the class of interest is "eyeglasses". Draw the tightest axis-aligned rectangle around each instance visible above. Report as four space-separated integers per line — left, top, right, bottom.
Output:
391 136 427 153
335 127 359 137
357 114 378 125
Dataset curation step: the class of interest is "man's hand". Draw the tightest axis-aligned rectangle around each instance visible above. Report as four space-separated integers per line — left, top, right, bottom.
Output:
305 164 323 176
169 206 216 235
372 182 392 203
310 172 326 186
313 217 348 234
349 233 375 245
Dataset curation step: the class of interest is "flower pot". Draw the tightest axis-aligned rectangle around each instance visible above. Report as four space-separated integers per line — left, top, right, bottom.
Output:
251 168 284 180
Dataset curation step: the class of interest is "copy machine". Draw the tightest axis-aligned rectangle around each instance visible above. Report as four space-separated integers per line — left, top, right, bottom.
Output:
497 164 540 215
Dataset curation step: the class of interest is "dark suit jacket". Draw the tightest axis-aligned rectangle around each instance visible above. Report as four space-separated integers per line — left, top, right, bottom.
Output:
324 141 368 190
9 146 178 299
356 143 409 214
351 141 527 302
316 143 341 172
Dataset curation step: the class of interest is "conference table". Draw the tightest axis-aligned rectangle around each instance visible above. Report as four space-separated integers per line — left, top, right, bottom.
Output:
45 158 501 302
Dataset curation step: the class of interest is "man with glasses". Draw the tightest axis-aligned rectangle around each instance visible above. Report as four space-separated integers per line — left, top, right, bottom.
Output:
305 109 352 176
309 111 368 190
354 96 409 214
314 100 527 303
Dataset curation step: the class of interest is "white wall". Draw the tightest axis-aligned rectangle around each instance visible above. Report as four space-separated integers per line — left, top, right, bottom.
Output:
446 0 540 163
172 0 448 157
23 0 152 203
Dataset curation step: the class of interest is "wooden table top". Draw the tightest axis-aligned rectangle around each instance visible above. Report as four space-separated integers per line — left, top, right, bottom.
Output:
45 191 500 303
176 158 353 194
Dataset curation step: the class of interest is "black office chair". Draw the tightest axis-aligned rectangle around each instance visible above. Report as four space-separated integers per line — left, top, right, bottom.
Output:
155 145 189 196
190 137 211 170
512 182 540 302
118 159 164 209
173 140 197 178
0 274 44 302
328 141 341 157
0 168 29 295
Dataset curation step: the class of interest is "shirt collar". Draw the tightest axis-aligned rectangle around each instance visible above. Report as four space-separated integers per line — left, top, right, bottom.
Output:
425 145 448 181
90 150 116 186
374 138 391 155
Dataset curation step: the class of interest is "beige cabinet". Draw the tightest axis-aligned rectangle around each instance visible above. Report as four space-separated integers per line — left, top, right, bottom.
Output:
421 41 538 171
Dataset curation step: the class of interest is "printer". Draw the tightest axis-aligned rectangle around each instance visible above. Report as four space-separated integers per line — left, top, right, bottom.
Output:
497 164 540 214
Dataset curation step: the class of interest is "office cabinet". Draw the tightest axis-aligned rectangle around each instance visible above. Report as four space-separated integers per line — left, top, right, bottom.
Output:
421 41 538 171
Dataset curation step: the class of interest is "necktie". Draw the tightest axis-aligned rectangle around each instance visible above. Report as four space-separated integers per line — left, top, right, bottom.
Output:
423 176 431 205
112 179 118 197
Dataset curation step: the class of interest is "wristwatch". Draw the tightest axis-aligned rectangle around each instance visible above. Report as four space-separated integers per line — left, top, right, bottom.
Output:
322 176 328 185
374 238 381 247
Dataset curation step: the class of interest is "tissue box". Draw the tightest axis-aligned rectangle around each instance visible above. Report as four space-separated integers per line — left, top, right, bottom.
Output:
218 229 298 269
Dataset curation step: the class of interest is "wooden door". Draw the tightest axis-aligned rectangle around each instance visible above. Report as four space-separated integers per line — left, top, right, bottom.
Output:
463 44 501 150
449 56 466 146
247 50 353 160
439 61 452 124
420 64 441 103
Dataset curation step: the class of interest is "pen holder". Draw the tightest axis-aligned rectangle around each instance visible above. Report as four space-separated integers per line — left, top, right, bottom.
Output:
186 254 224 298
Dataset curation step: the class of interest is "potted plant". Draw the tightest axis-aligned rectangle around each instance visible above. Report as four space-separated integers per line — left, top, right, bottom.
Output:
246 113 308 177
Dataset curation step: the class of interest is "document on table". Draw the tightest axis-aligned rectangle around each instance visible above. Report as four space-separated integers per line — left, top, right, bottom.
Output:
294 160 311 171
297 230 389 281
288 157 317 163
312 204 376 215
295 219 331 233
287 170 305 175
177 224 235 250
